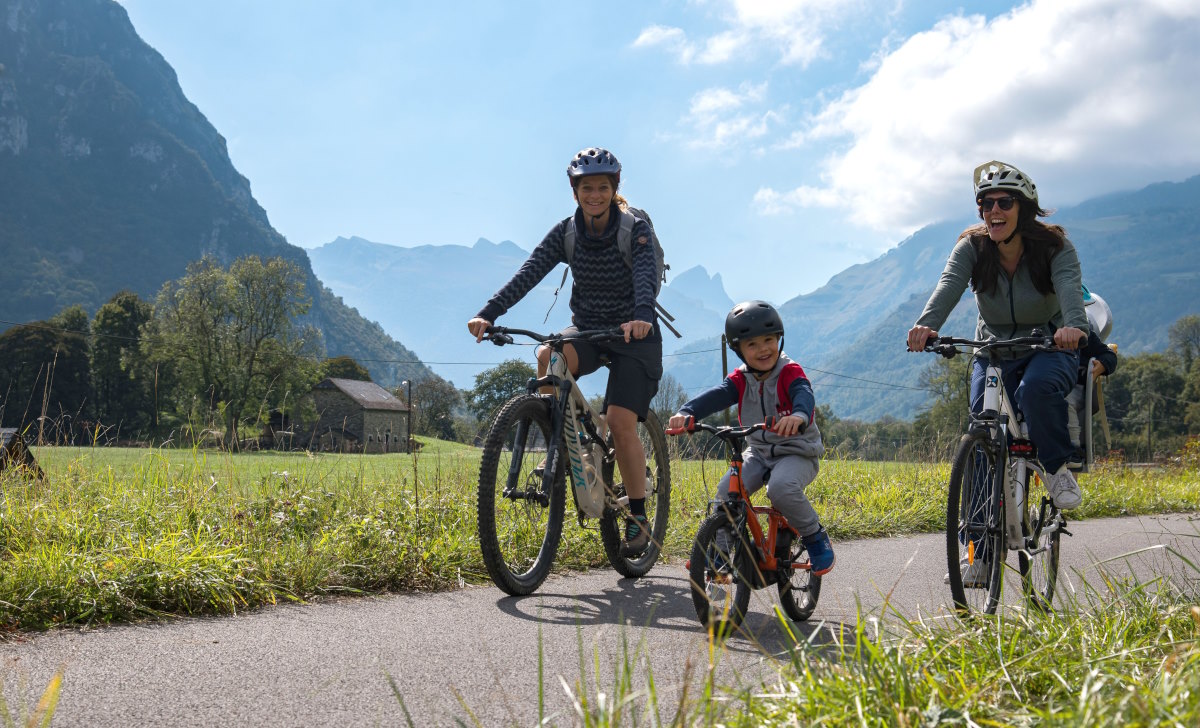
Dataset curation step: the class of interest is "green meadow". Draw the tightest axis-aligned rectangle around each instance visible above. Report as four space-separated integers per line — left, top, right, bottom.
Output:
1 440 1196 631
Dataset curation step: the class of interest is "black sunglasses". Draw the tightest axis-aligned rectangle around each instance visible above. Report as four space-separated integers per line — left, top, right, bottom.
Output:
979 196 1017 212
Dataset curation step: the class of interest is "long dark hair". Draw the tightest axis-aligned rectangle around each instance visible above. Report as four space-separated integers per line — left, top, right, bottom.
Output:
961 199 1068 296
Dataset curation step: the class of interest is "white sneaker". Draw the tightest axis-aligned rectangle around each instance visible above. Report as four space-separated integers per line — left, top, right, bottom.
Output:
1046 464 1082 510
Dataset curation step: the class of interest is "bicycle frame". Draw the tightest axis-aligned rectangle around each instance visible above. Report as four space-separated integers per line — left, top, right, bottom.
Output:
536 346 618 519
721 461 799 575
965 343 1065 556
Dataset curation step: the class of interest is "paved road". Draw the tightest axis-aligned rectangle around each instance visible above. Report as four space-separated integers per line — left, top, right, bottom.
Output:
2 513 1197 726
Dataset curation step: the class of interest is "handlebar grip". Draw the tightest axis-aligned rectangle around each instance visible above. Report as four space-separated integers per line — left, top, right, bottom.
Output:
665 415 695 436
763 416 776 429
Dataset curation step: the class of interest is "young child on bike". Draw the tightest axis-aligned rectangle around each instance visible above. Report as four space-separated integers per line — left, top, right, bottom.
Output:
667 301 834 575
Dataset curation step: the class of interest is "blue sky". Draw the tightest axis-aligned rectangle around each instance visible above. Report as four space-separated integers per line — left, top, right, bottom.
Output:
117 0 1200 306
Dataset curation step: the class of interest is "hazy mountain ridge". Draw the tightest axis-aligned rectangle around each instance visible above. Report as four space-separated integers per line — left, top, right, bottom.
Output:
307 235 736 389
0 0 431 386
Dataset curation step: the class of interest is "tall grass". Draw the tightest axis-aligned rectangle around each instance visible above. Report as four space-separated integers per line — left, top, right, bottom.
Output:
1 442 1198 632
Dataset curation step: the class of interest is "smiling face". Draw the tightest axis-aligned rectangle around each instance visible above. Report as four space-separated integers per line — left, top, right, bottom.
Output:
980 190 1020 243
738 333 781 372
572 175 616 218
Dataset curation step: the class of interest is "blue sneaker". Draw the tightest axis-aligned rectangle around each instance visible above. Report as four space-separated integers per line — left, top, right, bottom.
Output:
802 527 835 576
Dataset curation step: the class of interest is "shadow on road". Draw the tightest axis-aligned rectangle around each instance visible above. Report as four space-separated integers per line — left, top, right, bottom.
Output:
493 570 860 659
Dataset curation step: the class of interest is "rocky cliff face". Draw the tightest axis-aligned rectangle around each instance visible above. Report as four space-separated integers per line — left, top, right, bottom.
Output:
0 0 429 386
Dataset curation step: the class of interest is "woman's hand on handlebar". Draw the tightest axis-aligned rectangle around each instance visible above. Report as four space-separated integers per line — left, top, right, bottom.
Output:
621 319 653 343
907 325 937 352
1053 326 1087 351
467 317 492 343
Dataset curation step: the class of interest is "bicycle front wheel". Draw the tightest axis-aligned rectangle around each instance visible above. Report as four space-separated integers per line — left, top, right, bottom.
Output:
600 410 672 578
777 528 821 622
688 510 752 636
477 395 566 596
1019 477 1062 611
946 431 1006 615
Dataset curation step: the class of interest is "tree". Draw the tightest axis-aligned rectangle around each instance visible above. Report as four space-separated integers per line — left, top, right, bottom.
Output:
468 359 536 422
1168 314 1200 372
911 353 971 456
651 372 690 425
321 356 371 381
406 376 463 441
0 306 93 440
1104 353 1187 460
144 256 320 447
92 290 155 435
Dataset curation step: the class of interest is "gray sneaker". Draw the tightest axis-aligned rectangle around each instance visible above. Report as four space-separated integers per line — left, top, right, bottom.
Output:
1046 465 1082 510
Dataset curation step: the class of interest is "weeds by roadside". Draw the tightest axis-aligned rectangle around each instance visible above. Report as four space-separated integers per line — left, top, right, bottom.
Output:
0 443 1197 632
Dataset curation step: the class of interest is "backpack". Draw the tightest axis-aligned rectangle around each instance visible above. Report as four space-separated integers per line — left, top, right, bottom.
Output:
558 207 681 337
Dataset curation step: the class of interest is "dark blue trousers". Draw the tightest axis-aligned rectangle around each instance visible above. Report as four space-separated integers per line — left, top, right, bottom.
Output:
969 350 1078 474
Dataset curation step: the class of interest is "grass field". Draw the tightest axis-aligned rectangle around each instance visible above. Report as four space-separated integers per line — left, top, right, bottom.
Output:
2 438 1197 632
3 439 1199 724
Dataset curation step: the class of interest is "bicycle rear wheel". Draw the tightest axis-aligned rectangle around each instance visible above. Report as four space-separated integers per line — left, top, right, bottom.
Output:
600 410 671 578
688 510 752 636
777 528 821 622
1019 474 1062 611
477 395 566 596
946 431 1006 615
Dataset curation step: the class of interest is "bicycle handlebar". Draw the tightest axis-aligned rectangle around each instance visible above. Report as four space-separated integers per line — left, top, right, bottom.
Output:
922 329 1077 359
665 415 776 439
483 325 626 347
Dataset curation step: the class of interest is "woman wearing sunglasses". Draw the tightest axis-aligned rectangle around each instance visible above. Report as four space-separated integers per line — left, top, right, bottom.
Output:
906 160 1089 511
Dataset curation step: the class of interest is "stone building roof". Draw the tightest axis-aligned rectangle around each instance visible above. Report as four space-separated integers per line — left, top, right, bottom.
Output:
314 378 409 412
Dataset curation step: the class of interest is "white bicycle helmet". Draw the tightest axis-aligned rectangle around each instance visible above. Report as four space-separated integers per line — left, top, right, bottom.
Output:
974 160 1038 205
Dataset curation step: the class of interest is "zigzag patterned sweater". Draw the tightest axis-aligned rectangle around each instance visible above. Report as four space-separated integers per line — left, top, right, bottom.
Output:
476 203 659 333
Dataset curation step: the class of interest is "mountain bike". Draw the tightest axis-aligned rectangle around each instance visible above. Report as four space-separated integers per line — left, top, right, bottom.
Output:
667 417 820 633
923 332 1072 615
475 326 671 596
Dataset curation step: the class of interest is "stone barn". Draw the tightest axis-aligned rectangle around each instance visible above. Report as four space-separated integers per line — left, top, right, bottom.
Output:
304 378 410 453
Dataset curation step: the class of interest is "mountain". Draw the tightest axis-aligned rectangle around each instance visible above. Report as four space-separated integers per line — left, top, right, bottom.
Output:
307 236 736 389
0 0 430 387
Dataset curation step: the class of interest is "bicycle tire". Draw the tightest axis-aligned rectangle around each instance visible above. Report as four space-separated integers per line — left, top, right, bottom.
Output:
688 510 752 635
477 395 566 596
777 528 821 622
1019 474 1062 611
599 410 672 578
946 431 1007 615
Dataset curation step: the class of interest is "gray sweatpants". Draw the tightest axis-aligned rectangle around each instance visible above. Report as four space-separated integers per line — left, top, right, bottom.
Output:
716 448 821 538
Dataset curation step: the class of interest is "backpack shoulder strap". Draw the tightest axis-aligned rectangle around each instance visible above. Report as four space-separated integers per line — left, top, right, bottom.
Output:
615 209 637 268
557 218 577 296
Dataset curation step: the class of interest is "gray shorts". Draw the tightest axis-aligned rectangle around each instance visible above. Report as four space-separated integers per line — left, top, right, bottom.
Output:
567 327 662 420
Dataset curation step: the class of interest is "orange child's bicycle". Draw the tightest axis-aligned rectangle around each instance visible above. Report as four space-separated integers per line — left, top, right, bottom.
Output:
667 417 821 633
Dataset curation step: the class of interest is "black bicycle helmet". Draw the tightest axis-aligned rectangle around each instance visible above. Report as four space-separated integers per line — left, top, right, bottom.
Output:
567 147 621 187
725 300 784 355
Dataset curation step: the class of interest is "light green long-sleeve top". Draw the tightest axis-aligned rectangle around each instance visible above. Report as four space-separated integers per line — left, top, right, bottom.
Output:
916 235 1089 347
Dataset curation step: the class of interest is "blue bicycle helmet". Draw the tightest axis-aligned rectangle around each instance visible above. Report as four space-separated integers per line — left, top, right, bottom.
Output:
567 147 621 187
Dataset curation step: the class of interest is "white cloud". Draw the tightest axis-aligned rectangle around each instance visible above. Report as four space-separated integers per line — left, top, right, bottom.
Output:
634 0 860 67
679 83 780 151
758 0 1200 236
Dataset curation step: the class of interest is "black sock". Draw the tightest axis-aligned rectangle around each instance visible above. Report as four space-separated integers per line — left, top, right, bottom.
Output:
629 497 646 517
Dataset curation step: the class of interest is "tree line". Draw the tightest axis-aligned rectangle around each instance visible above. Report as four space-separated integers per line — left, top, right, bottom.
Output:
3 253 1197 461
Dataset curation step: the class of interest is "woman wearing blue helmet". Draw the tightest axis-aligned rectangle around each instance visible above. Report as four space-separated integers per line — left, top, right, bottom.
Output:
468 147 662 556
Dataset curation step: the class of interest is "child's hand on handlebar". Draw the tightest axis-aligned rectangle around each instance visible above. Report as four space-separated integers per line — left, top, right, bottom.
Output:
772 414 808 437
666 413 694 434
